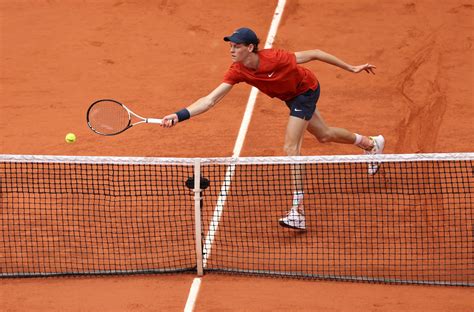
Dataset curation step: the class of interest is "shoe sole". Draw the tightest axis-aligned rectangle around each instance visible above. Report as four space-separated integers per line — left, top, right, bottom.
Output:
278 220 307 231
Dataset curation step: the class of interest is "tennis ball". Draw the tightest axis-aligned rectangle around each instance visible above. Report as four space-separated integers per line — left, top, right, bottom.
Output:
65 133 76 143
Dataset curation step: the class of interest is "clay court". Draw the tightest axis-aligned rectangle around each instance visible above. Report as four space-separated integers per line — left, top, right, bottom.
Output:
1 0 473 311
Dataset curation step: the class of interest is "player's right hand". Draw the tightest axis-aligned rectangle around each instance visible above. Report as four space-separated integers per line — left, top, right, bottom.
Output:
161 114 178 128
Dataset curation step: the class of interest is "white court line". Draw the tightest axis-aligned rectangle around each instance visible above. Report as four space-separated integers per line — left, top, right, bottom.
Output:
184 1 287 311
203 0 287 269
184 278 201 312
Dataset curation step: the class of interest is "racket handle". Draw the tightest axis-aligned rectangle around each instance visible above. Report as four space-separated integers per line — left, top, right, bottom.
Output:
146 118 163 124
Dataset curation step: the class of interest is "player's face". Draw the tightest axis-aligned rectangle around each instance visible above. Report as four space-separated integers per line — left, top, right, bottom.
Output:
229 42 252 62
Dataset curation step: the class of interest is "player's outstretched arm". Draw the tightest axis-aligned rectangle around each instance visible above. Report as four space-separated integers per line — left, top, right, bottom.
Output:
295 49 376 74
161 83 233 127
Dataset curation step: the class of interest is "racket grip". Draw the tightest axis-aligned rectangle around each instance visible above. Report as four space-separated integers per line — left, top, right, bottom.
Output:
146 118 163 124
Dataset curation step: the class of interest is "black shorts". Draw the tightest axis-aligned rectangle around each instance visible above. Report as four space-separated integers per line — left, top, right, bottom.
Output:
285 85 320 120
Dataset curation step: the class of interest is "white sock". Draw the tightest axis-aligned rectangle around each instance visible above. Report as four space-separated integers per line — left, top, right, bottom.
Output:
354 133 363 145
292 190 304 208
354 133 373 150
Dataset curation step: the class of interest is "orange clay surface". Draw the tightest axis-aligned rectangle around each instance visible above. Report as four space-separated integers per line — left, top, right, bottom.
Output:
1 0 473 311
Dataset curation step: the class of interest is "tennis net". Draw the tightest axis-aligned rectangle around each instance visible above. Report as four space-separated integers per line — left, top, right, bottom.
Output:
1 153 473 286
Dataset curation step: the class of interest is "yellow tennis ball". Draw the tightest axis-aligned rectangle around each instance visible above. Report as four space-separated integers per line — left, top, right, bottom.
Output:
65 133 76 143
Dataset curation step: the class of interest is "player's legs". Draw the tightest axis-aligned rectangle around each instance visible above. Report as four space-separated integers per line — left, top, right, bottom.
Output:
284 86 320 156
307 109 359 144
284 116 307 207
280 88 319 231
280 116 308 230
284 115 308 156
285 93 314 212
307 108 381 149
307 108 385 174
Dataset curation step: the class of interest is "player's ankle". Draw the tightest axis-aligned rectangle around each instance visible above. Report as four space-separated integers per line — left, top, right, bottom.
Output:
354 134 373 150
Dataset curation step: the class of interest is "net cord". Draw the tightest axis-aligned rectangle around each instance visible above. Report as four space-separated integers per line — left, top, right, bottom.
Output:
1 153 473 166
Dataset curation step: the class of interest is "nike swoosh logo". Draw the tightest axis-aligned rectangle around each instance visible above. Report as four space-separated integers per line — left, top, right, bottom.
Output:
294 108 302 112
268 71 275 77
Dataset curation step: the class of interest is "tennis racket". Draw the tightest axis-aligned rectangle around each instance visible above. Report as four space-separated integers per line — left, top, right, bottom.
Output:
86 99 163 136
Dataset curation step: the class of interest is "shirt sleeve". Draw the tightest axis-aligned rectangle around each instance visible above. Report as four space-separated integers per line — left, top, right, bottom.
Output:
223 64 243 85
276 49 297 67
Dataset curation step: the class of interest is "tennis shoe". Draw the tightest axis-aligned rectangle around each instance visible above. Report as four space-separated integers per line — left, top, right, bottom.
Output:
279 207 306 231
364 135 385 175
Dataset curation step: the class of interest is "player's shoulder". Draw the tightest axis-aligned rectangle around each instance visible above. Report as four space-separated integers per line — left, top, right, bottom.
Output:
224 62 244 79
259 48 294 59
260 47 286 54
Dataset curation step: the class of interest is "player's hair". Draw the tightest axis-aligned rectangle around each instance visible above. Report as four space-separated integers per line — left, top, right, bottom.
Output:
246 40 260 53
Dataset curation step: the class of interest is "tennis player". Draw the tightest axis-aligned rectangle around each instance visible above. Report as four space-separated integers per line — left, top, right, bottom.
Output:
161 27 384 231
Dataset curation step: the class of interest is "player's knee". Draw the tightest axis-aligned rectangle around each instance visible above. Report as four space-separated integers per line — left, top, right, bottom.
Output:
317 135 332 143
315 131 333 143
309 126 334 143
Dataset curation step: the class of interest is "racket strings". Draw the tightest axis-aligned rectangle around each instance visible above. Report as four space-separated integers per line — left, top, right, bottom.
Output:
88 101 131 135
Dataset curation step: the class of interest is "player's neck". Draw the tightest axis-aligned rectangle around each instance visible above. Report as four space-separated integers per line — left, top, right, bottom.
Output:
242 53 259 70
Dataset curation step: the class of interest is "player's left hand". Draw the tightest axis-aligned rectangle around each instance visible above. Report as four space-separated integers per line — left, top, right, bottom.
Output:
352 63 376 74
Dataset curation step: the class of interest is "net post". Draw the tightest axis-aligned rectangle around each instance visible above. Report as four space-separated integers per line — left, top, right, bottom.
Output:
193 158 204 276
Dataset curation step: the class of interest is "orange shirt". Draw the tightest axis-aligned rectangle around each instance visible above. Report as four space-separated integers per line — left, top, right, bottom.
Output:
223 48 319 101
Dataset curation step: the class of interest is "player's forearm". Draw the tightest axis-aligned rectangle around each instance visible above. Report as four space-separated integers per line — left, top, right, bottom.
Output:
185 83 231 117
311 49 354 72
162 83 231 127
162 98 213 126
186 96 216 117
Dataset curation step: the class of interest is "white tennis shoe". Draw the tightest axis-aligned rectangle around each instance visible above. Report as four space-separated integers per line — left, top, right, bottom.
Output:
279 207 306 231
364 135 385 175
